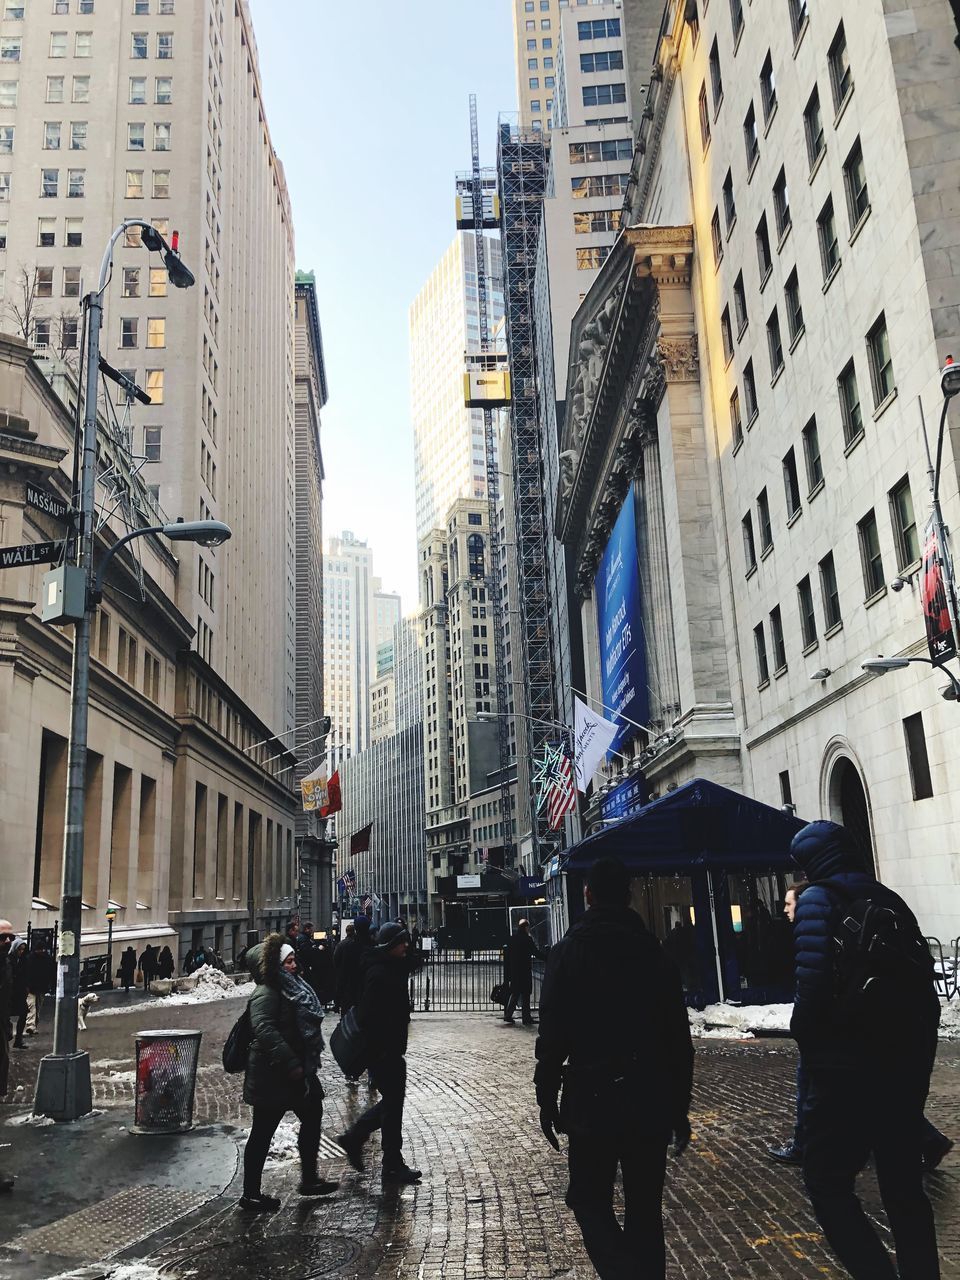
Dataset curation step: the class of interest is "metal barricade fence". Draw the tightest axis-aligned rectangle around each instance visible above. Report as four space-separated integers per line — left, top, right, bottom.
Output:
927 936 958 1001
408 947 545 1013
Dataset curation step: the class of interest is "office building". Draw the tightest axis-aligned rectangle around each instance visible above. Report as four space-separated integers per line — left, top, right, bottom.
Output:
322 532 374 768
512 0 562 131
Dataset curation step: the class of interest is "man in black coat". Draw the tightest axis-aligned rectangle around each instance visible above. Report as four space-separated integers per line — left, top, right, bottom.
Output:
336 923 421 1184
332 916 371 1015
790 820 942 1280
535 858 693 1280
502 918 542 1026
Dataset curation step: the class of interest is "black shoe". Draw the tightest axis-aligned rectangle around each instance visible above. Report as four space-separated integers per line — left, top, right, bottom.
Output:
923 1133 954 1171
298 1178 339 1196
502 1017 515 1024
382 1162 422 1184
336 1132 365 1173
239 1193 281 1212
766 1143 803 1166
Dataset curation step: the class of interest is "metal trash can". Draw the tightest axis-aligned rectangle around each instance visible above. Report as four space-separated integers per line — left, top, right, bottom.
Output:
132 1029 202 1134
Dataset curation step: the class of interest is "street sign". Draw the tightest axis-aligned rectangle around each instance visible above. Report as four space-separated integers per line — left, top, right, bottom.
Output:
0 539 65 569
25 483 70 523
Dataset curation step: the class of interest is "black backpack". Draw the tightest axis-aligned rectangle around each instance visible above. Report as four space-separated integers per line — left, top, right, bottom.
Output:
820 878 934 1021
222 1005 253 1074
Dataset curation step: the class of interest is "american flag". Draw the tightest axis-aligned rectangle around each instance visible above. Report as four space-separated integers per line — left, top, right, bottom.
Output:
361 894 372 913
546 751 577 830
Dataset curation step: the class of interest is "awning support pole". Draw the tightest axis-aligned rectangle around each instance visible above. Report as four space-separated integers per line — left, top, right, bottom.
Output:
705 869 725 1004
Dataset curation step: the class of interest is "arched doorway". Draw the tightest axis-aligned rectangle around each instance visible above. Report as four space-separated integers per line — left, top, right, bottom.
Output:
828 757 876 874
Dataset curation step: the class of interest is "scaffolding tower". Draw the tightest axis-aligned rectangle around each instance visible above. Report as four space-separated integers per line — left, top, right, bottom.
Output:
496 118 555 865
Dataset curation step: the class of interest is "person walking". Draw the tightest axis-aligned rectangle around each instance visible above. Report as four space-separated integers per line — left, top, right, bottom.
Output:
534 857 694 1280
119 946 137 993
157 946 175 980
139 945 158 992
502 918 542 1026
0 921 15 1105
11 942 28 1049
332 917 371 1016
790 820 942 1280
336 923 422 1184
240 933 338 1212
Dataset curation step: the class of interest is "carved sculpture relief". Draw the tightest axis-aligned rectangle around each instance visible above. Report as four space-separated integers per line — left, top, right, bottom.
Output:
656 335 699 382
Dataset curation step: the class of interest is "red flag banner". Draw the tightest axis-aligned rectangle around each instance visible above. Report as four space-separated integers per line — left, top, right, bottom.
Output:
922 518 957 665
319 769 342 818
350 822 373 855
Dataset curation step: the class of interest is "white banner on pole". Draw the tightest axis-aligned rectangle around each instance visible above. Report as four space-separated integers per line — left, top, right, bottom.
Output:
573 696 620 792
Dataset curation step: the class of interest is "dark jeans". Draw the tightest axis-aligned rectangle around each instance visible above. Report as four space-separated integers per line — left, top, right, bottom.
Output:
803 1061 941 1280
566 1131 669 1280
505 986 532 1023
343 1055 406 1163
242 1088 323 1197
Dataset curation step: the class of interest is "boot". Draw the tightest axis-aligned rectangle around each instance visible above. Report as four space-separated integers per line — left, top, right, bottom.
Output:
238 1192 280 1212
922 1132 954 1171
298 1177 339 1196
766 1143 803 1165
382 1161 422 1184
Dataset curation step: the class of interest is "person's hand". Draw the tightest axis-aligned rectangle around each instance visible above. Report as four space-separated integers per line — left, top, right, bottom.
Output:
538 1099 561 1151
672 1116 692 1157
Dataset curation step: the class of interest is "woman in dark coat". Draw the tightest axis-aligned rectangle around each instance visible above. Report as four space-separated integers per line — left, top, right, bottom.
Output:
11 943 28 1048
119 946 137 992
240 933 337 1212
156 947 175 980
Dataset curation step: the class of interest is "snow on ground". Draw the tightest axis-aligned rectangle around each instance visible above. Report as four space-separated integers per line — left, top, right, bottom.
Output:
265 1117 301 1165
89 965 253 1017
692 1000 960 1038
939 999 960 1038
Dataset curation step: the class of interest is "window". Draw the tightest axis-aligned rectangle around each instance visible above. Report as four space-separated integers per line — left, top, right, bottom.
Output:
744 359 758 421
867 312 895 406
4 3 24 16
698 83 711 149
146 368 163 403
46 75 64 103
49 32 67 58
124 223 141 247
743 101 759 168
53 0 68 10
0 124 12 155
144 425 162 462
152 169 169 198
903 713 933 801
530 99 541 113
770 606 787 672
789 0 809 39
754 623 770 685
41 168 58 198
61 317 78 349
0 37 21 61
154 122 170 151
711 207 723 267
129 76 147 104
798 575 817 647
575 246 610 270
721 305 733 362
155 76 172 104
785 269 803 341
527 58 538 70
131 32 148 58
75 31 92 58
837 359 862 445
804 86 824 169
573 209 619 234
149 267 167 297
817 196 840 279
758 488 773 552
730 387 743 448
0 81 17 108
578 18 621 39
760 52 777 123
828 22 852 112
146 316 165 348
125 169 143 198
128 122 145 151
159 0 175 12
0 222 5 248
38 217 56 247
72 76 90 102
529 77 539 90
819 551 841 629
722 169 736 231
570 173 627 198
889 475 919 569
756 213 771 279
79 0 95 11
65 217 81 246
843 138 869 230
857 509 885 597
36 267 53 298
742 512 757 571
767 307 784 377
35 318 51 347
120 317 138 348
780 770 793 806
773 167 791 239
733 271 747 334
582 83 626 107
729 0 744 39
783 447 801 517
62 266 80 297
580 50 623 73
122 266 140 297
568 138 632 163
157 32 173 59
802 417 823 492
709 38 722 110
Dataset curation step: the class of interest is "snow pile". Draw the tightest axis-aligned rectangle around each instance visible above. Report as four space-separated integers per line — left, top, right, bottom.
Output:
688 1010 755 1040
90 966 253 1017
938 1000 960 1039
700 1003 793 1034
265 1117 301 1166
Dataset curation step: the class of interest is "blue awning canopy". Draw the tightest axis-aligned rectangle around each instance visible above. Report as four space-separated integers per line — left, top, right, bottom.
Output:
562 778 806 873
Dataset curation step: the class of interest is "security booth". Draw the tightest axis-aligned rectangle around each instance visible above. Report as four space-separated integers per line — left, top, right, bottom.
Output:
561 779 805 1007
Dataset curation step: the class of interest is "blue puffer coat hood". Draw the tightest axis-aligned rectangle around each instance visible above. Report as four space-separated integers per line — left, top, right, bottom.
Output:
790 820 865 880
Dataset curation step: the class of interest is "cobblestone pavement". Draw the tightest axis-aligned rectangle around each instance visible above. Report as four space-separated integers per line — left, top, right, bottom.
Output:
4 995 960 1278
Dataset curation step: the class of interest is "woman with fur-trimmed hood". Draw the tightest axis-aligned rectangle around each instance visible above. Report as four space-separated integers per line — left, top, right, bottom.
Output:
239 932 338 1212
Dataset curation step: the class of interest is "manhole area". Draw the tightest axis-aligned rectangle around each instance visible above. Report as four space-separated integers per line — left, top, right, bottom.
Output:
12 1187 207 1261
159 1233 362 1279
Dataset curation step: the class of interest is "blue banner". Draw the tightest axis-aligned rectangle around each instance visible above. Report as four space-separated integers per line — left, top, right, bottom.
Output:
595 485 648 751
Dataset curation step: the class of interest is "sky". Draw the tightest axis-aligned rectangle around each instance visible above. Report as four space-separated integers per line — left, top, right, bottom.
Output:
248 0 519 612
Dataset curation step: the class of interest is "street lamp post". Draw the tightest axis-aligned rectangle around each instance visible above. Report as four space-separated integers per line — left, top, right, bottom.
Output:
861 656 960 701
33 220 225 1122
104 907 117 990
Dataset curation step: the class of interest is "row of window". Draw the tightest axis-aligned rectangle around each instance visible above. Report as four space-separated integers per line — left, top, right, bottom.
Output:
568 137 631 164
119 315 166 348
583 81 625 108
571 171 628 200
0 74 97 105
8 1 177 13
33 119 171 151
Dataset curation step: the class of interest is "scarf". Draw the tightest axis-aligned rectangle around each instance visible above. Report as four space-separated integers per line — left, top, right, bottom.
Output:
281 971 326 1074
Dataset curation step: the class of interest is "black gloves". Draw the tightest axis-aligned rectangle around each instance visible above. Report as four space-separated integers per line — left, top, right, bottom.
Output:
672 1115 692 1157
538 1098 561 1151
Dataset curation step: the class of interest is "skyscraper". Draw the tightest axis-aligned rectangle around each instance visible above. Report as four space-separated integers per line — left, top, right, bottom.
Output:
0 0 297 738
323 532 374 769
512 0 562 131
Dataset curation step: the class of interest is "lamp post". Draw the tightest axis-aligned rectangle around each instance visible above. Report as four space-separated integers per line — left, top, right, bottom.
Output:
103 907 117 990
861 656 960 701
33 220 223 1122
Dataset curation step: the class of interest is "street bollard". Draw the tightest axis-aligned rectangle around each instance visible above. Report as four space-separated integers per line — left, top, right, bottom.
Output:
132 1029 202 1134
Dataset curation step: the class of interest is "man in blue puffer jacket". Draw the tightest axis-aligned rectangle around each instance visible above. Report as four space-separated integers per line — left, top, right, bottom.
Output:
790 820 942 1279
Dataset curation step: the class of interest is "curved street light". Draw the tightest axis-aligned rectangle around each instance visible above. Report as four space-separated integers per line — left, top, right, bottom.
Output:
861 656 960 701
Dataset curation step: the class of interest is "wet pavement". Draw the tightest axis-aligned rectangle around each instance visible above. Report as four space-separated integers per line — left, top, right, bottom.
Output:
2 991 959 1278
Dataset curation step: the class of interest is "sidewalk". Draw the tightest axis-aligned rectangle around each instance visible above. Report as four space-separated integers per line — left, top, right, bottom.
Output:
2 994 959 1279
